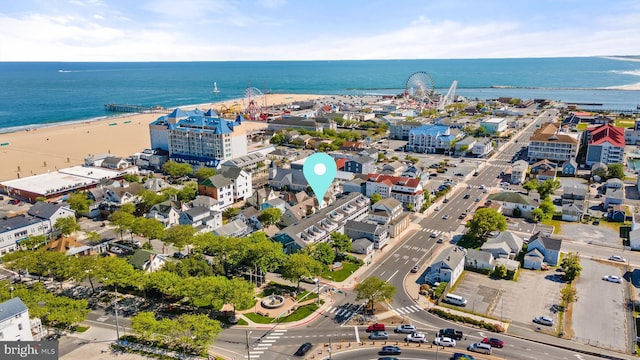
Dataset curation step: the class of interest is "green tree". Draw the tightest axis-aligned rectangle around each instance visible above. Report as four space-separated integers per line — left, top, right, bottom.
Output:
193 167 217 181
561 252 582 281
354 277 397 313
222 207 241 220
592 166 608 179
120 203 136 214
560 284 578 305
492 263 508 279
171 314 222 353
512 206 522 218
162 160 193 178
163 225 196 253
95 256 136 291
217 277 255 316
370 193 382 204
607 163 625 179
177 181 199 202
85 231 101 245
131 217 165 245
522 179 539 195
54 217 81 237
281 253 324 289
537 179 561 199
269 133 286 145
67 192 94 215
330 232 352 254
258 208 282 226
539 200 556 219
531 208 545 222
465 208 507 238
109 209 135 240
137 189 168 214
303 242 336 265
244 233 285 280
19 235 47 250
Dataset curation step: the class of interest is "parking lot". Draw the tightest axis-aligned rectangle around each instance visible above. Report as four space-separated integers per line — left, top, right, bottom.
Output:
560 223 619 246
571 258 628 352
452 270 563 330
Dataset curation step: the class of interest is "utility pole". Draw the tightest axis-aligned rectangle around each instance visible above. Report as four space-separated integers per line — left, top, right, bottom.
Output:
317 280 321 306
245 330 252 360
114 289 121 344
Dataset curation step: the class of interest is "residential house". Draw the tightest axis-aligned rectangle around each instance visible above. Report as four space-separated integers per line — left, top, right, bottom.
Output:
472 138 493 157
368 197 410 238
343 178 366 194
454 137 476 156
279 202 309 227
344 156 376 174
380 161 404 176
605 178 624 189
191 195 222 212
359 148 379 160
365 174 424 210
240 207 261 230
146 200 184 228
268 163 309 192
179 207 222 233
561 203 584 222
100 156 132 170
480 232 523 260
562 185 587 204
510 160 528 184
608 205 627 222
129 249 170 272
272 193 370 253
219 164 253 202
199 174 234 209
246 188 277 209
401 165 421 179
351 238 375 255
605 188 624 208
487 192 538 218
27 202 76 232
143 177 170 192
591 162 608 177
465 249 494 271
340 140 366 151
213 218 250 237
223 153 266 176
561 159 578 176
0 297 37 341
406 125 459 153
344 220 389 249
103 181 143 206
131 148 169 170
528 122 580 163
584 124 625 166
523 232 562 269
261 197 288 213
424 247 465 286
530 159 557 181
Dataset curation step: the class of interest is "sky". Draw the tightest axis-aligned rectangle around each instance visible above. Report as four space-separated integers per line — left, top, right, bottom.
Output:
0 0 639 61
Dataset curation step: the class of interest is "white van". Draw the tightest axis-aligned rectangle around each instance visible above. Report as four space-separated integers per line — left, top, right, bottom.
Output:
468 342 492 354
444 293 468 307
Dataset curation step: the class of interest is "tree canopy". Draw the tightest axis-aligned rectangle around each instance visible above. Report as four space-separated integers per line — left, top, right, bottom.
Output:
54 217 81 237
465 208 507 238
354 277 397 312
281 253 324 289
162 160 193 178
607 163 624 179
67 192 93 215
561 252 582 281
258 208 282 226
330 232 352 254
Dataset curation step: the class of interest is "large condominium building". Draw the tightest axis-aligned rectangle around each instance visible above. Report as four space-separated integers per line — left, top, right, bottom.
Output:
390 121 425 140
528 123 580 163
584 124 626 166
406 125 458 153
149 108 247 168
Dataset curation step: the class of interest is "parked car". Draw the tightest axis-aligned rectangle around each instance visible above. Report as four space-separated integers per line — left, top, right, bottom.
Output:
533 316 554 326
481 337 504 348
467 343 492 355
603 275 622 283
394 324 417 333
452 353 475 360
458 213 466 219
294 342 313 356
437 238 444 244
405 332 427 343
301 276 319 284
173 252 187 259
434 206 440 211
369 331 389 340
609 255 626 263
378 345 402 355
433 337 456 347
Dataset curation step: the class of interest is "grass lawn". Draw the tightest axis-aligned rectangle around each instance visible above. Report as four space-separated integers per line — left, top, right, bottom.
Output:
456 235 484 249
321 262 361 282
576 123 588 131
245 303 321 324
615 118 636 128
542 217 563 234
296 291 318 301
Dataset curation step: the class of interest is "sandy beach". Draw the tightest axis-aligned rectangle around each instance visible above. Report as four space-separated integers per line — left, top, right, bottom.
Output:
0 94 323 182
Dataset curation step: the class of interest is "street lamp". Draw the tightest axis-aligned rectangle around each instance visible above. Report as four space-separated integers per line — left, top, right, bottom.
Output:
245 330 252 360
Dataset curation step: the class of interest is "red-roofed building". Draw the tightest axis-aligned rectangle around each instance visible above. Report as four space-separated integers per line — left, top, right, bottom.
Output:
585 124 626 166
365 174 424 210
335 158 347 170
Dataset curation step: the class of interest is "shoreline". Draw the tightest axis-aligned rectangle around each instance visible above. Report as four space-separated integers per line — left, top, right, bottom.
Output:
0 94 325 182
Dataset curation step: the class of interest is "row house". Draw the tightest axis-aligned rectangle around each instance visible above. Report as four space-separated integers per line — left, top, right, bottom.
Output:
344 220 389 249
364 174 425 210
528 123 580 163
272 193 370 253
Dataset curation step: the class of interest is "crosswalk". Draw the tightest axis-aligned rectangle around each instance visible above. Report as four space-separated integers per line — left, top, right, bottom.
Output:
419 228 442 235
245 329 287 359
391 304 424 316
326 306 356 319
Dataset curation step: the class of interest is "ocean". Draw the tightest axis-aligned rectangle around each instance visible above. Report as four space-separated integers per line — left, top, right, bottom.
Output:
0 57 638 133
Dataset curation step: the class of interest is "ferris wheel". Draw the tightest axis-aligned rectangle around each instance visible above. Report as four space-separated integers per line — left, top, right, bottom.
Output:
405 71 436 107
243 86 263 120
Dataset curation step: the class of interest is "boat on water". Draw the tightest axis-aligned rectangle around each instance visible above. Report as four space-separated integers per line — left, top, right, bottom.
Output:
213 82 220 93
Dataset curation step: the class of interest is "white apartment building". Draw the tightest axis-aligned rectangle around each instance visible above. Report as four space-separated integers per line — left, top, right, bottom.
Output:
0 297 35 341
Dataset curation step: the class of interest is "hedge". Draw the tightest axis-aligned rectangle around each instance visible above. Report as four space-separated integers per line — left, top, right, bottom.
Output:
428 308 505 333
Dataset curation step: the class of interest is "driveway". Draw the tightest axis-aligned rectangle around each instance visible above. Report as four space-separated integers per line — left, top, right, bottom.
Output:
560 223 619 246
452 270 563 329
571 258 628 352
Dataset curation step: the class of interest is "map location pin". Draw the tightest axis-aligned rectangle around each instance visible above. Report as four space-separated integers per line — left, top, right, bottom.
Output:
303 153 337 208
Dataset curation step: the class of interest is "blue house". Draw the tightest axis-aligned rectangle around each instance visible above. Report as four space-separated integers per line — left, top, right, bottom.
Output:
561 159 577 176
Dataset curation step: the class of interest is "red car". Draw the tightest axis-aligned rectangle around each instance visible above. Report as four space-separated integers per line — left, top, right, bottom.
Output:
481 337 504 348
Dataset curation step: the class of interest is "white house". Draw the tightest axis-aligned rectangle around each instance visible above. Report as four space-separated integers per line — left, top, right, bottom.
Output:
179 207 222 233
146 200 184 228
220 165 253 202
0 297 35 341
129 249 170 272
481 232 523 260
523 232 562 269
424 247 465 286
351 238 374 255
465 249 494 271
487 192 538 218
199 174 235 209
472 138 494 157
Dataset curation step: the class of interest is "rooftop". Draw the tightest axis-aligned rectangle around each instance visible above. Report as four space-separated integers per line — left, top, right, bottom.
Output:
588 124 625 147
0 166 123 196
